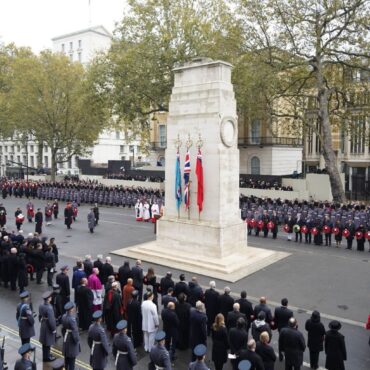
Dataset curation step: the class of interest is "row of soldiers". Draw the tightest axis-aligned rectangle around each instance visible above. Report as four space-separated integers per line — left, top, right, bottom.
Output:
241 196 370 251
0 180 164 208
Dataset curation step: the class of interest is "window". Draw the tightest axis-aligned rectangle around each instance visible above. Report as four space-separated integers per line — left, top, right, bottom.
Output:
59 162 64 169
251 156 260 175
30 145 34 153
4 155 8 163
44 145 48 151
10 155 14 162
44 156 49 167
250 120 261 144
307 126 313 155
69 41 73 51
4 146 7 153
61 43 65 52
0 147 2 154
23 155 27 165
120 145 125 153
30 156 34 167
340 128 345 153
68 159 72 168
159 125 166 147
115 131 120 139
17 155 21 163
78 39 82 48
11 145 15 153
129 145 135 153
17 145 20 152
350 116 366 154
78 52 82 62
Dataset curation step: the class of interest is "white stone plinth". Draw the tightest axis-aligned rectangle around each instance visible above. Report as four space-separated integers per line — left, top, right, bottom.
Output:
111 59 290 281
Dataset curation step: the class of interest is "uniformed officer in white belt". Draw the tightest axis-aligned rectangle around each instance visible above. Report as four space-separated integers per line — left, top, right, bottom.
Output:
149 331 172 370
112 320 137 369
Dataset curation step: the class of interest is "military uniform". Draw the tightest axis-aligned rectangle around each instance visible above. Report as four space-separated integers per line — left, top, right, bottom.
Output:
38 294 57 361
112 326 137 370
88 312 110 370
14 343 36 370
149 331 171 370
16 293 35 345
62 302 80 370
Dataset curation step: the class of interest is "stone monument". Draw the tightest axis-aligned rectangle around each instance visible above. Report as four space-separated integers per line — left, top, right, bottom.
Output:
112 58 289 282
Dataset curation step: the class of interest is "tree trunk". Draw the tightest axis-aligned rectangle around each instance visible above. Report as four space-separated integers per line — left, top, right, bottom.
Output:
51 150 57 182
37 141 43 169
317 81 346 203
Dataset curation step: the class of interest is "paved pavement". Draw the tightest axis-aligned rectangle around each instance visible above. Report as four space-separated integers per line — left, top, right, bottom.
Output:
0 196 370 370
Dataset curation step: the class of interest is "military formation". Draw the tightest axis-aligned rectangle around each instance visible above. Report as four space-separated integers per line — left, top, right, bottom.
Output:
241 196 370 251
0 179 164 209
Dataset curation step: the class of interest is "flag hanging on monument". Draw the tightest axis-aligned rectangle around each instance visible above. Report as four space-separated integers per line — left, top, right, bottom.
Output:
175 150 182 210
183 150 191 209
195 148 204 213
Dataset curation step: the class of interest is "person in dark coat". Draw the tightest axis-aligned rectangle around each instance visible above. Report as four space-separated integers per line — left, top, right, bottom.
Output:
227 303 247 331
211 313 229 370
218 287 234 320
103 282 122 337
64 203 73 229
101 257 114 286
56 265 70 310
187 277 204 307
229 318 248 366
279 318 306 370
8 247 19 291
17 253 28 292
113 320 137 370
325 320 346 370
83 255 93 278
118 261 132 287
61 301 80 370
189 301 207 360
75 278 93 331
93 204 99 226
16 291 35 344
204 281 220 335
274 298 293 360
252 311 272 344
144 267 158 306
236 291 254 333
175 292 191 350
93 255 104 284
32 243 46 284
38 291 57 362
161 301 180 362
34 209 42 234
126 290 143 348
237 339 264 370
174 273 189 298
189 344 210 370
254 297 273 324
305 311 325 370
88 310 110 370
162 287 177 308
160 271 174 297
256 331 276 370
131 259 143 302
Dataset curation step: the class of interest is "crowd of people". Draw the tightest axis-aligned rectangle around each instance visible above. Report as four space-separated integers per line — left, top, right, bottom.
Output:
105 173 165 183
0 248 350 370
239 179 293 191
240 195 370 252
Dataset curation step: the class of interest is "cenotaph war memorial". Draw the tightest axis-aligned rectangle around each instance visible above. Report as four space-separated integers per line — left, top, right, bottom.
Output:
113 58 289 282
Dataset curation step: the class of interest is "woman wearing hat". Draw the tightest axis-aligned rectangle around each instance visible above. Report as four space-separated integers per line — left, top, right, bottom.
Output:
305 311 325 370
325 320 347 370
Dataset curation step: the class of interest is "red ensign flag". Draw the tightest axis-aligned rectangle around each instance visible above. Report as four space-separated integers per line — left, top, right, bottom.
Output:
195 148 204 213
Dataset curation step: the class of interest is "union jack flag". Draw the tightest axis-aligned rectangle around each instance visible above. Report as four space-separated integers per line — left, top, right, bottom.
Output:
183 150 191 209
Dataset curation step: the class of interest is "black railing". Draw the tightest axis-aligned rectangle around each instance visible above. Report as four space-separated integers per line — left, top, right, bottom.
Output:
238 137 303 147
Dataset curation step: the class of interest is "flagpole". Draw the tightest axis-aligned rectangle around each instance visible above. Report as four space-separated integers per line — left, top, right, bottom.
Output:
186 134 193 221
196 133 204 221
175 134 182 219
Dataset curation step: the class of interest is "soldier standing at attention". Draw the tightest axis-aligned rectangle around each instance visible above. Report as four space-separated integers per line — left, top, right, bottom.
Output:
88 310 110 370
38 291 57 362
16 291 35 345
113 320 137 370
149 331 172 370
61 302 80 370
14 343 36 370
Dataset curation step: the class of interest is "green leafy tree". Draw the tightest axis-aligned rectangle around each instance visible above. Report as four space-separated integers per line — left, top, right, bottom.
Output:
238 0 370 202
88 0 241 139
7 50 109 180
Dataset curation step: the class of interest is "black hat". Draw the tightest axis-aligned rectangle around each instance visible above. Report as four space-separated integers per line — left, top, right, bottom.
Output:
329 320 341 330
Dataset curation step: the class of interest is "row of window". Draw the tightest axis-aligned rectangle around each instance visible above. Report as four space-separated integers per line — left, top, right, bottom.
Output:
0 154 77 169
61 40 82 53
0 144 48 154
